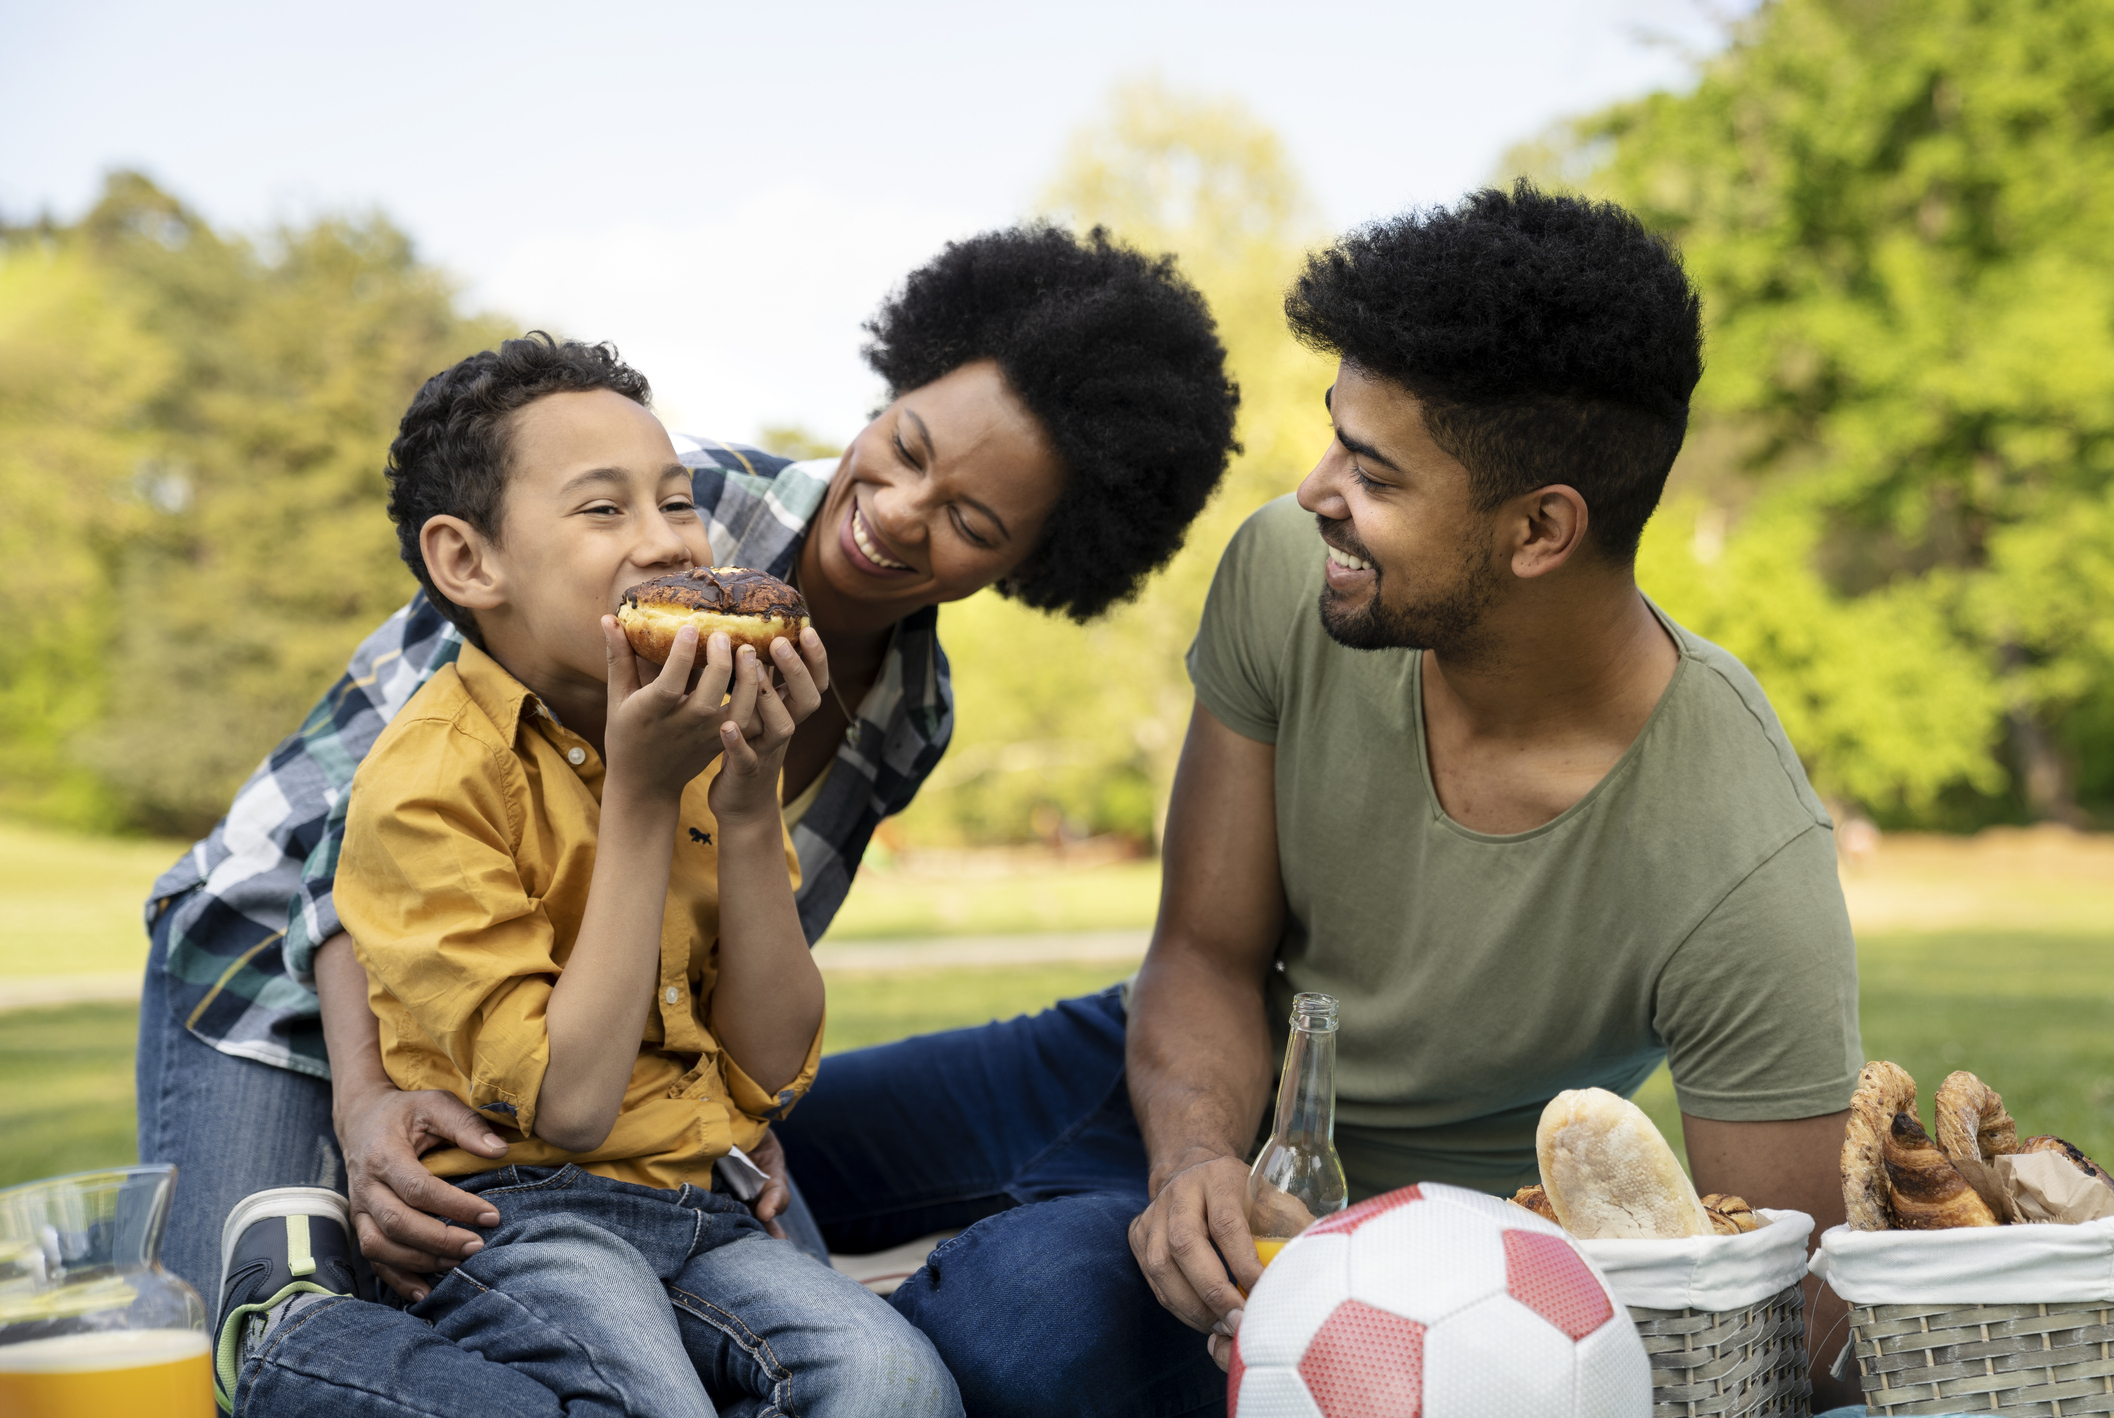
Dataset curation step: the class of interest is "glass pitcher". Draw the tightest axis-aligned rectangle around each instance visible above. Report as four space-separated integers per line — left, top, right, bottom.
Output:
0 1164 212 1416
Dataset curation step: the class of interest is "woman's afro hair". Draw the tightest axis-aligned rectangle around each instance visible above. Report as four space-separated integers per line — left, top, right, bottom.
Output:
863 224 1240 621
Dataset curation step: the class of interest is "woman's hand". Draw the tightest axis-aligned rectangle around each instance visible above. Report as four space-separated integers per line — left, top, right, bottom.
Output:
337 1081 507 1302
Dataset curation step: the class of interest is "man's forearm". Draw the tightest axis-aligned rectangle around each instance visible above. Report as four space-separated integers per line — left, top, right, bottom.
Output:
1128 944 1275 1196
316 932 393 1119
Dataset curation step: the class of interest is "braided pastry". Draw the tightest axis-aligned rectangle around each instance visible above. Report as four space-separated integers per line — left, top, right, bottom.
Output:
1883 1111 1999 1229
1699 1193 1763 1235
2020 1135 2114 1191
1509 1185 1560 1224
1934 1070 2018 1168
1842 1060 1917 1231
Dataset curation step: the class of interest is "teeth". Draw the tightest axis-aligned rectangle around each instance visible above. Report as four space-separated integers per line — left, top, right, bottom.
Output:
1327 546 1373 572
852 507 910 570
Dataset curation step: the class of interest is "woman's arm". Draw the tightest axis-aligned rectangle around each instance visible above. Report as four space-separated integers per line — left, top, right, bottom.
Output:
315 933 506 1301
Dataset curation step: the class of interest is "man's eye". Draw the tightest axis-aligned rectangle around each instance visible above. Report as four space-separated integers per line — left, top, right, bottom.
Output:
1351 464 1385 492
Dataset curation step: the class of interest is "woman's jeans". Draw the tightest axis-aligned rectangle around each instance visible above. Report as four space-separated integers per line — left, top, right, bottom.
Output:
776 987 1228 1418
135 894 827 1304
237 1166 960 1418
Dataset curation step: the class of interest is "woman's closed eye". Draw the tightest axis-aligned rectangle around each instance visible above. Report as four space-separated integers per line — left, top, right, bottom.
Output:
950 508 993 549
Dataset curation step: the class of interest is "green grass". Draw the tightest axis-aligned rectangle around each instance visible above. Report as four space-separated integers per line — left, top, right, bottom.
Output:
0 822 186 978
823 859 1161 939
0 962 1139 1189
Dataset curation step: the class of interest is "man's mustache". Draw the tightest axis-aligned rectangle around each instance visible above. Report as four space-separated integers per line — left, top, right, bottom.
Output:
1315 514 1377 569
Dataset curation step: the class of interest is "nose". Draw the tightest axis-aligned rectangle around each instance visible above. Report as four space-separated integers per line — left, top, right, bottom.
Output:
635 504 695 570
866 476 931 552
1296 440 1353 521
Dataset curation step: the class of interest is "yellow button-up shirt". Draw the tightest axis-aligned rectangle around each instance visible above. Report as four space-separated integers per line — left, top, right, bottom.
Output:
338 642 819 1190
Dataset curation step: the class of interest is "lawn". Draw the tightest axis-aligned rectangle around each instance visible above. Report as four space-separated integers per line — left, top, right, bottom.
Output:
9 931 2114 1192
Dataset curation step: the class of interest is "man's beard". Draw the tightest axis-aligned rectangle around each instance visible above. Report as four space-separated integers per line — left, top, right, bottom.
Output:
1317 520 1502 659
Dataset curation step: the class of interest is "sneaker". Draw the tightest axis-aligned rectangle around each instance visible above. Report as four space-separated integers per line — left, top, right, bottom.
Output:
212 1187 362 1412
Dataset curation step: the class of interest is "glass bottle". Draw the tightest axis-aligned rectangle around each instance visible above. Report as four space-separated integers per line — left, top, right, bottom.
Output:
0 1165 211 1415
1247 991 1348 1268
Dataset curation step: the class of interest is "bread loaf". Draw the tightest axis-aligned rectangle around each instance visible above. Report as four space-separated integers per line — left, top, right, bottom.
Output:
1883 1111 1999 1229
1536 1088 1712 1240
1843 1061 1917 1231
1699 1193 1763 1235
1934 1070 2018 1168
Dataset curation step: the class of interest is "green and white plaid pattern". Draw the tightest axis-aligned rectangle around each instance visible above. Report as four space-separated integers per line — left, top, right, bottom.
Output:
147 438 953 1076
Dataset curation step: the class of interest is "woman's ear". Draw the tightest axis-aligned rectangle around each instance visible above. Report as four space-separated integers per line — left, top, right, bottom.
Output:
1510 485 1591 580
421 515 505 611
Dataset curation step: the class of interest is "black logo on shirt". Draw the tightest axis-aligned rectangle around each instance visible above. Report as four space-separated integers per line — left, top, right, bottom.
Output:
688 828 712 846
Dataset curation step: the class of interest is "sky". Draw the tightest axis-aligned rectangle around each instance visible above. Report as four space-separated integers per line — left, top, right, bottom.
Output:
3 0 1741 443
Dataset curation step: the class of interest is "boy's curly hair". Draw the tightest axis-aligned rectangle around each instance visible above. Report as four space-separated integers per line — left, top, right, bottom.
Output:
386 333 651 643
1285 182 1703 561
864 224 1241 621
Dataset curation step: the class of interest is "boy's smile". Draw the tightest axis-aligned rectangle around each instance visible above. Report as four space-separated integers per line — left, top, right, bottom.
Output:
423 388 710 728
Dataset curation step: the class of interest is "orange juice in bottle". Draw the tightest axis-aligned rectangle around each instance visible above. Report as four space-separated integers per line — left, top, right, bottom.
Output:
0 1329 213 1417
1246 992 1347 1273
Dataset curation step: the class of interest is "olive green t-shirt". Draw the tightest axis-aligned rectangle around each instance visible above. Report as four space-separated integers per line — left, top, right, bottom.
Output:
1186 496 1862 1200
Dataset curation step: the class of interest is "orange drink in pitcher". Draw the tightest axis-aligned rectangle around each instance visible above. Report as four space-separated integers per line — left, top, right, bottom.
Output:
0 1166 211 1417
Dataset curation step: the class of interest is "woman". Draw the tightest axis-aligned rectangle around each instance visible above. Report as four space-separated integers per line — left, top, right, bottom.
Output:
137 222 1240 1307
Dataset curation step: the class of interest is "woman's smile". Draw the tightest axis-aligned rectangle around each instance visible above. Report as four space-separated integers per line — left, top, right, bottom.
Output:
844 500 914 574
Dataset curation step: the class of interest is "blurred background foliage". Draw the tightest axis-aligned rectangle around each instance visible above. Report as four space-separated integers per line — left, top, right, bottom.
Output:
3 0 2112 845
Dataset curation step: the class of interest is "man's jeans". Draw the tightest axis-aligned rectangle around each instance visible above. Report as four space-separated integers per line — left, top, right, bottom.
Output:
238 1165 961 1418
776 988 1228 1418
136 893 828 1303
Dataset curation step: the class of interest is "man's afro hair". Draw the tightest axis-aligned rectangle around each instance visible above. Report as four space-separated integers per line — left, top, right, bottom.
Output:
863 224 1240 621
1285 182 1703 560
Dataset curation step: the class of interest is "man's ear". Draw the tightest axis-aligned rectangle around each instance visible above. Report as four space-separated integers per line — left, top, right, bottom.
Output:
421 515 505 611
1509 485 1590 580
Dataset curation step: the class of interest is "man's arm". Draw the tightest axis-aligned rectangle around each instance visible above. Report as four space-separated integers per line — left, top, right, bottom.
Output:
1126 701 1284 1336
315 933 506 1301
1684 1110 1856 1411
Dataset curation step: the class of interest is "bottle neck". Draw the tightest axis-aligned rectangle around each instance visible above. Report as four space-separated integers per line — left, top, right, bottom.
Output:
1272 1019 1337 1145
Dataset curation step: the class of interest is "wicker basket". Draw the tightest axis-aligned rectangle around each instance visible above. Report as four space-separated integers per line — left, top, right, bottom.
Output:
1846 1302 2114 1415
1627 1282 1811 1418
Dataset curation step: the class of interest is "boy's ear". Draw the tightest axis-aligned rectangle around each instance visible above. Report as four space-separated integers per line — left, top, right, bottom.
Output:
422 515 506 611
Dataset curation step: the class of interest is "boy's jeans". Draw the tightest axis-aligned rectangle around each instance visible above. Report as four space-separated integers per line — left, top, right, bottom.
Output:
235 1166 961 1418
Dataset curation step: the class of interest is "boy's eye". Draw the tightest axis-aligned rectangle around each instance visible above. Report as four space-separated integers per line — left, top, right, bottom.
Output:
661 498 696 515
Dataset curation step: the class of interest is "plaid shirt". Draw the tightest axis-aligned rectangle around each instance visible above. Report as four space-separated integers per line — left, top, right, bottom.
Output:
147 438 954 1077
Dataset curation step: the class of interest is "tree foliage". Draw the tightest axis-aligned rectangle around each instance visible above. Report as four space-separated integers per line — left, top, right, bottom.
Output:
0 174 510 835
1566 0 2114 823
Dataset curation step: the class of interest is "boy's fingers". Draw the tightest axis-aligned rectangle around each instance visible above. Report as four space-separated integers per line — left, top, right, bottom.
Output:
690 631 735 710
655 625 700 702
722 648 761 730
770 638 823 723
603 618 642 700
799 626 831 695
719 718 758 773
755 674 795 741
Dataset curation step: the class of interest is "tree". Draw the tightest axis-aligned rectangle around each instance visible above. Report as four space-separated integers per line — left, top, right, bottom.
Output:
0 173 511 835
1560 0 2114 824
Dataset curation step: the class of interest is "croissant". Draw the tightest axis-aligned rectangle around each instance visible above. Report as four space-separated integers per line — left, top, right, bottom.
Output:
1884 1111 1999 1229
1699 1193 1763 1235
2020 1135 2114 1191
1934 1070 2018 1168
1843 1061 1918 1231
1509 1185 1561 1224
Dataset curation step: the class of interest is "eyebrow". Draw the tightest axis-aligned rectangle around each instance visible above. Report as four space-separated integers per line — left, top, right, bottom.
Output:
556 464 689 496
1323 386 1405 475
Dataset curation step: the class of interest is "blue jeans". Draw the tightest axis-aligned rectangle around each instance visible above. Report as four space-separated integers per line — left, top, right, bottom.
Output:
238 1165 960 1418
137 898 345 1302
775 988 1226 1418
136 893 828 1303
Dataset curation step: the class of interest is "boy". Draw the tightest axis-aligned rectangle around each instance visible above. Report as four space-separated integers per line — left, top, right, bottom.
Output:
209 334 960 1417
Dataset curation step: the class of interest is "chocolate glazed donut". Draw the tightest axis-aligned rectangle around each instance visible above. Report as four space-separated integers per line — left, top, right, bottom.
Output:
616 567 811 664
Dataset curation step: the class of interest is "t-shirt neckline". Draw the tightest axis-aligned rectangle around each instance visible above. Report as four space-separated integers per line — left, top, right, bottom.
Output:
1411 597 1691 845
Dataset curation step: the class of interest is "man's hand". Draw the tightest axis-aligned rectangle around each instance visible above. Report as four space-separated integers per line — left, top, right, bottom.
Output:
1128 1151 1260 1336
746 1127 793 1241
337 1082 508 1302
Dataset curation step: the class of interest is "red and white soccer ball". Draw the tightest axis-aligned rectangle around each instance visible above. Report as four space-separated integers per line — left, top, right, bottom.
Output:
1229 1182 1650 1418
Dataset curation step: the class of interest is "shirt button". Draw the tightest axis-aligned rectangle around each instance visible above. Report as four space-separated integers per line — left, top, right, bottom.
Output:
664 985 680 1004
566 747 586 766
